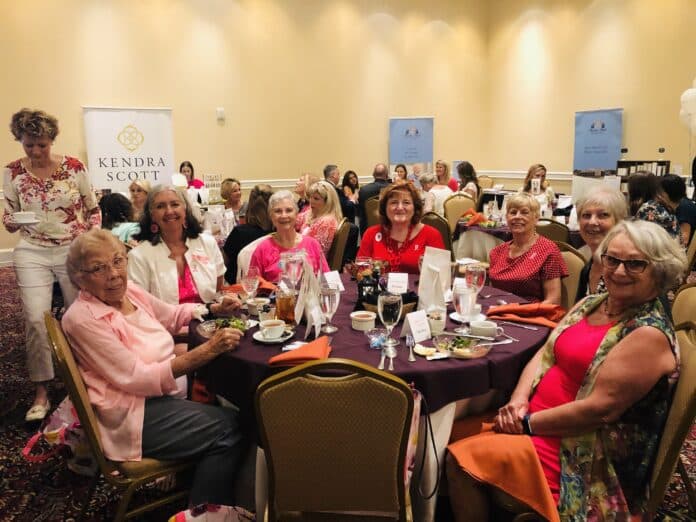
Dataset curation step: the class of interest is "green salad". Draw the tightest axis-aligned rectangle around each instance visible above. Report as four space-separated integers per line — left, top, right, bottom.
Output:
214 317 247 332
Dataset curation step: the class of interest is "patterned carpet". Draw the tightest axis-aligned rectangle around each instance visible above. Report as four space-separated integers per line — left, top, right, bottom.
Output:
0 266 693 521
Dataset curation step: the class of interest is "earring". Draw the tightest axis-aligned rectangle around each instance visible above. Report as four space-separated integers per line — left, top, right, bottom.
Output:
182 221 188 230
150 223 159 234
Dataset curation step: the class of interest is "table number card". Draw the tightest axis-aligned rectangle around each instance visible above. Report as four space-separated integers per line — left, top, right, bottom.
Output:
323 270 345 291
387 272 409 294
399 309 431 343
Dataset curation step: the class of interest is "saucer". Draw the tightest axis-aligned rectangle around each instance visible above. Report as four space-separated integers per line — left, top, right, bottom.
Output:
449 312 487 324
14 218 40 225
252 329 294 344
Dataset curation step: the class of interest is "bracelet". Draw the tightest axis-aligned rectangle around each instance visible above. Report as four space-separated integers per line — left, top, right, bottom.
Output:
522 413 534 436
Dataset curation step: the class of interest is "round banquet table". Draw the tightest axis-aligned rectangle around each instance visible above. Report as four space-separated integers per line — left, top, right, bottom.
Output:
190 274 550 522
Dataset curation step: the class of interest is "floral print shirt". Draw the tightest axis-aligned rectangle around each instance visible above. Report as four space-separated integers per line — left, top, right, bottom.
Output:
3 156 99 246
295 211 338 255
636 200 681 245
532 293 677 520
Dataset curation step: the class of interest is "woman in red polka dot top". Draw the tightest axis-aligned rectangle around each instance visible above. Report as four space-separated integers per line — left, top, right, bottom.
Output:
488 193 568 304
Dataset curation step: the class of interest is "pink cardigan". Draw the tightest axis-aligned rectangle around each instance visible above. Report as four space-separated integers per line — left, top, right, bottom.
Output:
61 282 196 461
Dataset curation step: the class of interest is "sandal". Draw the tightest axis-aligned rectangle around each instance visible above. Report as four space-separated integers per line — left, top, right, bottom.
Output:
25 400 51 422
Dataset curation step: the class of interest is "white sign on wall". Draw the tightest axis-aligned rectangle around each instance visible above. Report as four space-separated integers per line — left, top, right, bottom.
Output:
83 106 174 193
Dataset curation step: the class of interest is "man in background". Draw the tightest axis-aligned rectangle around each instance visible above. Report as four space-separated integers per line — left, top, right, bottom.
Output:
357 163 391 235
323 164 355 222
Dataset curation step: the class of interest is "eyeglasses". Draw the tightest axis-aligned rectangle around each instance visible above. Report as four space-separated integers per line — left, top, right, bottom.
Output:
600 254 649 274
80 255 127 277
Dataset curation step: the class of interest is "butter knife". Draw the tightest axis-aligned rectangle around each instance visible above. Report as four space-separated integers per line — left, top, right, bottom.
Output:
440 331 496 341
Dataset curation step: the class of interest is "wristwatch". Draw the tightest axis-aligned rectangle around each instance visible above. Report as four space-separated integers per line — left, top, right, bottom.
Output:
522 413 534 436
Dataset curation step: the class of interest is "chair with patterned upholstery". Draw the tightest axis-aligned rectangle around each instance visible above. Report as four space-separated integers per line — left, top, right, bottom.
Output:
326 218 350 271
443 193 477 235
554 241 586 310
421 211 453 257
365 196 381 230
255 358 415 521
44 313 194 522
477 176 494 189
535 219 570 243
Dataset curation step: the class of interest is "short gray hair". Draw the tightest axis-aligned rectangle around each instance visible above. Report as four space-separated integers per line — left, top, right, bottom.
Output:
418 172 437 185
576 186 628 223
268 190 297 211
596 220 687 293
66 229 126 287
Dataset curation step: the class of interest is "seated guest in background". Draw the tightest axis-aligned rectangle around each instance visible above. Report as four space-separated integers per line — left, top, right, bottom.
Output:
220 178 247 224
99 193 141 244
129 185 228 306
447 220 686 521
295 180 343 255
293 172 320 213
128 179 151 220
456 160 479 200
249 190 329 282
358 162 391 235
419 171 453 217
223 184 273 283
631 171 680 243
63 229 245 507
575 186 628 302
394 163 408 182
324 163 355 221
488 193 567 304
180 160 203 188
627 170 658 216
357 181 444 274
342 170 360 203
436 159 459 191
522 163 555 209
662 173 696 246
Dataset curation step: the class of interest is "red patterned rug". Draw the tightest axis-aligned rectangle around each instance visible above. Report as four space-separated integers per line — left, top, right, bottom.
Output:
0 267 693 520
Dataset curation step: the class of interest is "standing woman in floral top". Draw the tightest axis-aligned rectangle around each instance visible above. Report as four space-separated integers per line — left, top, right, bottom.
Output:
2 108 100 422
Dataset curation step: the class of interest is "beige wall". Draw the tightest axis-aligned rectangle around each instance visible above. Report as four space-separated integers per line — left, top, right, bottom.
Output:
0 0 695 250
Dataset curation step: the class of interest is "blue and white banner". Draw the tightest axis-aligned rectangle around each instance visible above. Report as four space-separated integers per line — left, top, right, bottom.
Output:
83 106 174 193
573 108 623 171
389 117 433 164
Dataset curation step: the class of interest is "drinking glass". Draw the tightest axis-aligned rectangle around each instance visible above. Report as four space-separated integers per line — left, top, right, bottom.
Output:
320 283 341 333
240 266 260 302
452 280 476 334
377 291 402 349
464 264 487 297
281 251 305 291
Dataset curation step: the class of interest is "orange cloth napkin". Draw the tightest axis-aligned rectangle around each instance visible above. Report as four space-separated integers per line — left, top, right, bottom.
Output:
460 208 486 226
224 277 277 296
448 420 560 522
268 336 332 367
487 302 566 329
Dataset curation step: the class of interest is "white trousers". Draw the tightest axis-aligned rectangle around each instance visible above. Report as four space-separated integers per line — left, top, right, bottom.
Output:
13 239 77 382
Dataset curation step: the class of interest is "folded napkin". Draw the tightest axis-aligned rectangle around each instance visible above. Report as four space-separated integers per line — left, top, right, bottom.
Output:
268 336 331 367
224 277 277 296
487 302 566 329
460 208 486 226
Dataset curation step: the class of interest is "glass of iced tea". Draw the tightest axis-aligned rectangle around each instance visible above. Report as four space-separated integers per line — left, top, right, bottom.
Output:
276 288 296 324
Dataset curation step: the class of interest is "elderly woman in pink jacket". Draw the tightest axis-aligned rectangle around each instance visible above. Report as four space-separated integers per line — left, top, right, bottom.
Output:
61 229 245 507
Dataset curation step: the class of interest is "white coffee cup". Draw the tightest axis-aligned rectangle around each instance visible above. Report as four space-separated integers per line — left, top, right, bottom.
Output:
247 297 270 316
260 319 286 339
470 320 504 338
427 306 446 336
13 211 36 223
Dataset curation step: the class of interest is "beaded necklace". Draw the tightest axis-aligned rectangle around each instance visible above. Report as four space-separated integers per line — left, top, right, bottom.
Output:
381 224 415 271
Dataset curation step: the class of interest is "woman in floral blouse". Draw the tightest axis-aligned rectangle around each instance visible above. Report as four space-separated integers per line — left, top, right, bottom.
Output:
2 108 100 422
295 180 343 254
447 220 686 521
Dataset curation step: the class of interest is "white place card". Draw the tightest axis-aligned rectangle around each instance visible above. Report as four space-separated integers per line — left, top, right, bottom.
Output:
323 270 345 291
399 310 431 343
387 272 409 294
304 305 324 340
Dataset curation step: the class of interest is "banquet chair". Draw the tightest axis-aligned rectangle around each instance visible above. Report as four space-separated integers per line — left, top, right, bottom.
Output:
443 193 476 235
421 211 453 257
365 196 381 230
671 282 696 329
326 218 350 271
44 313 194 522
236 233 272 282
535 219 569 243
477 176 494 189
255 358 414 521
490 323 696 521
685 232 696 272
554 242 586 310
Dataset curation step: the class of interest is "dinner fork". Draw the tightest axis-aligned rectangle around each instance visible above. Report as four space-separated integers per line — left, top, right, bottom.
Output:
406 334 416 362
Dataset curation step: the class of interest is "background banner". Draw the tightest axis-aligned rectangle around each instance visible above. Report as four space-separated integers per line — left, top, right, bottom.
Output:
389 117 434 165
83 107 174 193
573 108 623 171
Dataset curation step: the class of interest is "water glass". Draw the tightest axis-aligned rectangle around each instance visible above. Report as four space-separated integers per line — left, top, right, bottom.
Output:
320 283 341 334
452 281 476 334
464 264 487 296
377 291 402 349
241 266 260 302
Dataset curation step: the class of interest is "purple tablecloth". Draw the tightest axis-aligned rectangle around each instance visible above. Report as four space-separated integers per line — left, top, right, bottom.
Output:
191 274 549 431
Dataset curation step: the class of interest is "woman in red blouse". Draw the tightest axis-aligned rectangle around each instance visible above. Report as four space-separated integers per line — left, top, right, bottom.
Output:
357 181 445 273
295 180 343 254
488 193 568 304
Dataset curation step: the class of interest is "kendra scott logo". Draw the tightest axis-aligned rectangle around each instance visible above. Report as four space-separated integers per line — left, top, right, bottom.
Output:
117 125 144 152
